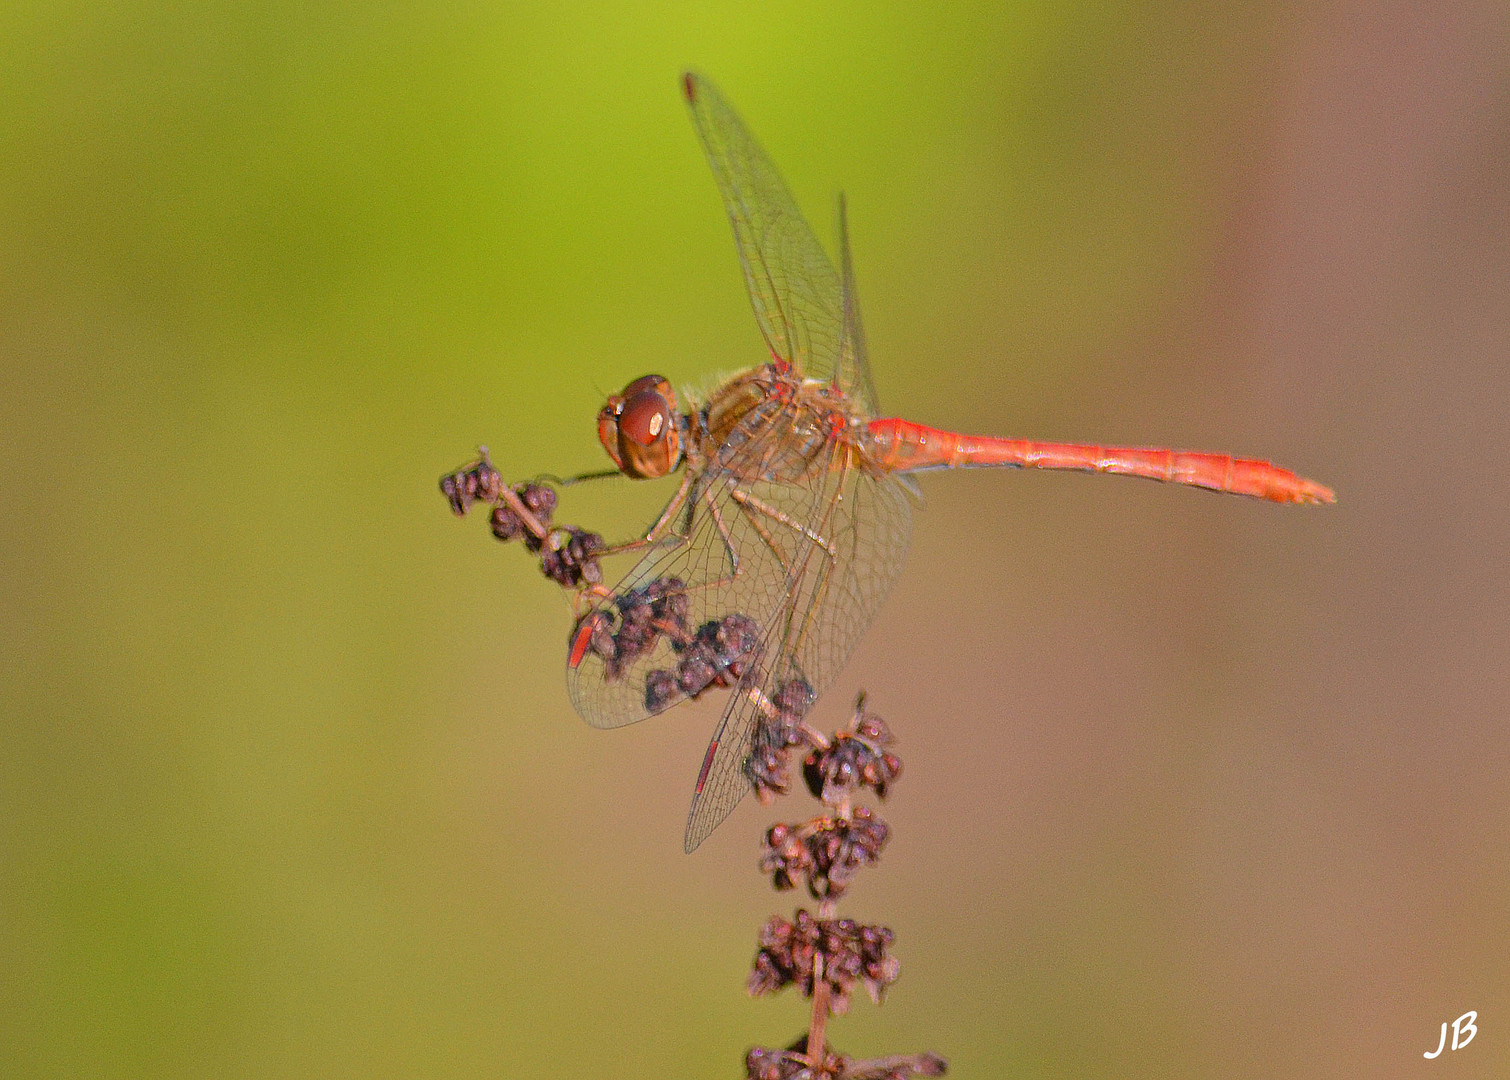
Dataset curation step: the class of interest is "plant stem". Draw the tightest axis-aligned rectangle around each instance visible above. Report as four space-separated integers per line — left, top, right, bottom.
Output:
808 951 830 1064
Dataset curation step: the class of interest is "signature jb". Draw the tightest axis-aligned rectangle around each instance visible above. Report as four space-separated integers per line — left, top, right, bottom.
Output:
1424 1011 1477 1059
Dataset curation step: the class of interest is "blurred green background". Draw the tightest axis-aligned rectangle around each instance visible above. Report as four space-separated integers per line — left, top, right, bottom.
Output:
3 2 1507 1077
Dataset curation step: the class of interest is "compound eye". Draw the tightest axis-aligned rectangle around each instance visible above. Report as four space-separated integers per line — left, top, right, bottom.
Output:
618 389 671 447
602 374 680 479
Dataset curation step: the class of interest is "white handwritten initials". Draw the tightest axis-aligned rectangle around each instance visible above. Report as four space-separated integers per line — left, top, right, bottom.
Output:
1424 1011 1477 1059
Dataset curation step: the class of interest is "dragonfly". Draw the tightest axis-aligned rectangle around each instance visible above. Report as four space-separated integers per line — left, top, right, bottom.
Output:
523 72 1332 853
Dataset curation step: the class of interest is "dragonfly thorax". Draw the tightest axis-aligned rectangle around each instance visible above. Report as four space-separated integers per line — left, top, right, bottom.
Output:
598 374 685 480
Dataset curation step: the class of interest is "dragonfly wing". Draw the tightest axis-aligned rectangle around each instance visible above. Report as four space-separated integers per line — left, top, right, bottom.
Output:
684 72 881 414
682 445 916 852
836 192 882 420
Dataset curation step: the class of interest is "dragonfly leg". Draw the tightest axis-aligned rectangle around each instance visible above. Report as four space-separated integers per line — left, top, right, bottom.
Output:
548 468 624 487
702 482 749 581
726 494 791 577
730 487 837 559
587 469 698 559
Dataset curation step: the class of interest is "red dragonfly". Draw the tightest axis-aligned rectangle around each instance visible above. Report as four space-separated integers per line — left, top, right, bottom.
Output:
554 73 1334 852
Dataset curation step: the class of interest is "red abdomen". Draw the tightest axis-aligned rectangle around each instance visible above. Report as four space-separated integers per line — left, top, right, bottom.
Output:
866 418 1335 505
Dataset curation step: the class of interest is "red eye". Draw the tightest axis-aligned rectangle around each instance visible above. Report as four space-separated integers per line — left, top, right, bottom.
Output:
600 374 681 479
618 390 671 446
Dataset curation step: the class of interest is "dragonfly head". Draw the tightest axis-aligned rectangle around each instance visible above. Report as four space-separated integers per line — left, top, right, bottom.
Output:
598 374 683 479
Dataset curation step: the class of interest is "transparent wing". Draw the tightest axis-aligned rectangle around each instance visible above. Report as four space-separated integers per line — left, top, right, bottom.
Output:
837 193 881 422
682 71 880 417
682 443 915 853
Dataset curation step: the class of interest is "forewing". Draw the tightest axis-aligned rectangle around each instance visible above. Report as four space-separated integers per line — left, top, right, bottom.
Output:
682 445 916 852
683 72 870 408
837 193 882 418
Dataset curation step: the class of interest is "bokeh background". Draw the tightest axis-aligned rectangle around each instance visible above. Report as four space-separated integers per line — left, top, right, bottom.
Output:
3 2 1507 1077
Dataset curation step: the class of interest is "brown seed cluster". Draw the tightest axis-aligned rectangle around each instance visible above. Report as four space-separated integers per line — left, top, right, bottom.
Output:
440 453 605 590
760 809 889 900
440 454 503 515
843 1054 949 1080
749 910 899 1013
571 576 690 681
642 612 763 711
746 678 817 801
541 527 604 587
567 575 766 710
745 1044 832 1080
803 713 901 805
490 483 557 548
745 1047 947 1080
